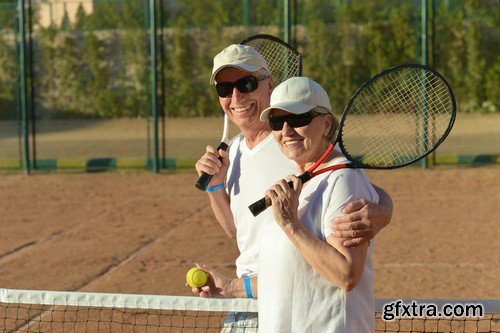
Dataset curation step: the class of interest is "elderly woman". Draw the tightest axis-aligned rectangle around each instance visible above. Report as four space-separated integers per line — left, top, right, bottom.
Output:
257 77 378 332
193 77 378 332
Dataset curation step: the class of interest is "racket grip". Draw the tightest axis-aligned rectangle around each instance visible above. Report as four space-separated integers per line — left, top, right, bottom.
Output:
195 142 230 191
195 173 214 191
248 172 312 217
248 196 272 217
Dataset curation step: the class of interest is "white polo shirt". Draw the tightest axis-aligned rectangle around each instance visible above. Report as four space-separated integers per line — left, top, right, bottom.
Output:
226 134 296 278
258 158 379 332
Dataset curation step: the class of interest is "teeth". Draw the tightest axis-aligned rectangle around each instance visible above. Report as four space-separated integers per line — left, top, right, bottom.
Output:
233 105 252 113
284 140 301 147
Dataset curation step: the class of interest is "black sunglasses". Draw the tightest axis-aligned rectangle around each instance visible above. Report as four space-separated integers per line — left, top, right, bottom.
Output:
268 111 321 131
216 74 271 98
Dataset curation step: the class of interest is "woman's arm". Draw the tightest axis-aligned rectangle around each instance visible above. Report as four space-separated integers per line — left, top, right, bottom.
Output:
267 175 369 290
332 184 393 247
278 214 368 291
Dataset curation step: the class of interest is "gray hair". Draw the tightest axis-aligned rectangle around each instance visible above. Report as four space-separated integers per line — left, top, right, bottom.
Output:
312 107 338 142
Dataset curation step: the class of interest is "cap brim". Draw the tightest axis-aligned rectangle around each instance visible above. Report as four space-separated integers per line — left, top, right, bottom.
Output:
260 102 316 121
210 64 262 84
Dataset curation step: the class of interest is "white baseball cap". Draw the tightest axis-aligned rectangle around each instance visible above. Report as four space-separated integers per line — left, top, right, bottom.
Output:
210 44 270 84
260 77 332 120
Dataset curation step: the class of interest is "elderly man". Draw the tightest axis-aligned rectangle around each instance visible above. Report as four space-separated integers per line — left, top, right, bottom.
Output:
194 44 392 330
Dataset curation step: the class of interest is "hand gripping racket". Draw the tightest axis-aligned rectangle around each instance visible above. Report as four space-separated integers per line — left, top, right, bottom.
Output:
195 34 303 190
248 64 457 216
194 114 233 190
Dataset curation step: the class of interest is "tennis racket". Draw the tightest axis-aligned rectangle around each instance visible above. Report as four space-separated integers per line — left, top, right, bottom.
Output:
240 34 302 87
195 34 302 190
249 63 457 216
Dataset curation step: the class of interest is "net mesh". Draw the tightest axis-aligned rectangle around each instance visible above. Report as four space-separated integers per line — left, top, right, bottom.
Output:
0 289 257 332
341 65 456 168
376 314 500 333
1 289 499 333
241 35 302 87
374 299 500 333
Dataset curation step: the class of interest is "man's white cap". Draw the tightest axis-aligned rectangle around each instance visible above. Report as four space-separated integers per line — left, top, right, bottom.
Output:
210 44 270 84
260 77 332 120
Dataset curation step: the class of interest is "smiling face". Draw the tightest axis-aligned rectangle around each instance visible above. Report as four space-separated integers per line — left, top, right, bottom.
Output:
215 67 273 133
270 109 333 170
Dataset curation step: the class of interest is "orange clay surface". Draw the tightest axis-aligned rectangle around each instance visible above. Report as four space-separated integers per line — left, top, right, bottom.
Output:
0 167 498 299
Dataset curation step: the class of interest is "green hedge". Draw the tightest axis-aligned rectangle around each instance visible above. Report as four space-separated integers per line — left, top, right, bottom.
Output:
0 0 497 121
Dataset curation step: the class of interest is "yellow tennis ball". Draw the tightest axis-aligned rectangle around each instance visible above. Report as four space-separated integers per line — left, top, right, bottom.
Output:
186 267 208 288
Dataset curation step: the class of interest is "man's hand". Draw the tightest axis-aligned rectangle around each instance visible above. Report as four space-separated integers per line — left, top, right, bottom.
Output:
195 146 230 187
188 262 234 298
332 198 392 247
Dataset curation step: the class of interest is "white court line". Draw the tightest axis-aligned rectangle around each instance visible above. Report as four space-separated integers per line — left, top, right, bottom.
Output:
379 262 487 268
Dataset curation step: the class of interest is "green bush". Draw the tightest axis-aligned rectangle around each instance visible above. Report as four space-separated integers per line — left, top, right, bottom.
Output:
1 0 497 119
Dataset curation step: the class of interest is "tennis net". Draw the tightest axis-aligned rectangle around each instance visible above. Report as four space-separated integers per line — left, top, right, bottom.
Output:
1 288 499 332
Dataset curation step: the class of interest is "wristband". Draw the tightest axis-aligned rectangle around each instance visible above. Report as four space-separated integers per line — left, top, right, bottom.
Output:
206 182 224 193
243 275 253 299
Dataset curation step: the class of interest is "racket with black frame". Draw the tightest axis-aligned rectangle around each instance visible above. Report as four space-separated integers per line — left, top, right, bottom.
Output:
240 34 302 88
249 63 456 216
195 34 303 190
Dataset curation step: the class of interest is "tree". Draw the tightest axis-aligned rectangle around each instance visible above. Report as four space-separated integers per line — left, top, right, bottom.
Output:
164 17 199 117
463 0 485 112
74 3 87 31
484 57 499 113
0 30 17 119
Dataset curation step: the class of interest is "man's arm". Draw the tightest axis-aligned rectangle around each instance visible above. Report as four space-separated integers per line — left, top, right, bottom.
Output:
189 262 258 299
332 184 393 247
195 147 236 238
207 190 236 238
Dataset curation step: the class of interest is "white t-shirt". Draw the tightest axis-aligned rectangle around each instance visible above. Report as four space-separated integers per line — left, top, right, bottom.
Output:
258 157 379 333
227 134 296 278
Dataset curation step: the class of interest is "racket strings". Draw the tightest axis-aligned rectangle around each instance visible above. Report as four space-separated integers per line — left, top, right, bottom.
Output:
243 40 301 86
342 67 454 167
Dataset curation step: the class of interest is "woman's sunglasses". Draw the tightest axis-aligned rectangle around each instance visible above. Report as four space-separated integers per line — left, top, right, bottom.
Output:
268 111 321 131
216 74 271 98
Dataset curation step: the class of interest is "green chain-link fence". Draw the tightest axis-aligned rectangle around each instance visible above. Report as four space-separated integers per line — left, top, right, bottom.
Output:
1 0 498 173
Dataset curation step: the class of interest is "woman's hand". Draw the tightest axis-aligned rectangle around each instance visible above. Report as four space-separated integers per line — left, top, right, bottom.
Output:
266 175 303 227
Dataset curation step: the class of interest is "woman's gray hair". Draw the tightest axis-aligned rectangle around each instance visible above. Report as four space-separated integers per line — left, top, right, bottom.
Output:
312 107 338 142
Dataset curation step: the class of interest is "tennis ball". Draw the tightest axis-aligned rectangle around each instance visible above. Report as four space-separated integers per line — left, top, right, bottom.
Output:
186 267 208 288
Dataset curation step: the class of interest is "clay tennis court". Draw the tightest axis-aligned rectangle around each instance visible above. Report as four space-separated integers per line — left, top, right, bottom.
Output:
0 166 498 300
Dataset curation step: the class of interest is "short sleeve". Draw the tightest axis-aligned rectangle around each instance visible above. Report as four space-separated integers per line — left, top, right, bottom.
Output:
321 169 379 239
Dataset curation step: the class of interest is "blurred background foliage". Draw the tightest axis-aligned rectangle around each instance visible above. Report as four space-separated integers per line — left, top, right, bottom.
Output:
0 0 498 121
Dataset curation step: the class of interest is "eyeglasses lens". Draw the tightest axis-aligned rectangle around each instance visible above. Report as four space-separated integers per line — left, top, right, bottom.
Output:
216 75 263 98
269 113 315 131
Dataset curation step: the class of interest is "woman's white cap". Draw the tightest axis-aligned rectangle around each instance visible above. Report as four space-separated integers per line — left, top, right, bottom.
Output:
260 77 332 120
210 44 270 84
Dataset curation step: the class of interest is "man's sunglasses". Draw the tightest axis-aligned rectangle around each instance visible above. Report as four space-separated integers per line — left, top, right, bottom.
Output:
216 74 271 98
268 111 321 131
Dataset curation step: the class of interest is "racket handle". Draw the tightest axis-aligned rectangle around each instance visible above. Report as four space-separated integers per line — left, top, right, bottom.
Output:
195 142 230 191
195 173 214 191
248 172 313 217
248 196 272 217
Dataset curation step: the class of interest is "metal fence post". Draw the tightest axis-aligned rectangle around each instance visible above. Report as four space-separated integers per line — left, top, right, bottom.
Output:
284 0 290 44
149 0 159 173
18 0 30 173
243 0 249 25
